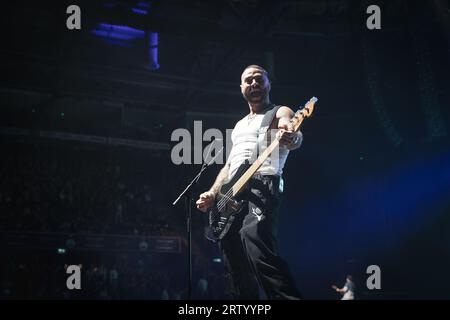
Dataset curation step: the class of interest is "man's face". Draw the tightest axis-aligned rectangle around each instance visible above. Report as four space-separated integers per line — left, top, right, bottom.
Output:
240 67 271 104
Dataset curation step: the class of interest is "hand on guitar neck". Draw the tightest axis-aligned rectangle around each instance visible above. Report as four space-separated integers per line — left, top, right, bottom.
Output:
276 106 303 150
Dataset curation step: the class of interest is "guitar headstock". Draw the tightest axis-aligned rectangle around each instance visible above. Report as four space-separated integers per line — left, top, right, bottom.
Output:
291 97 318 132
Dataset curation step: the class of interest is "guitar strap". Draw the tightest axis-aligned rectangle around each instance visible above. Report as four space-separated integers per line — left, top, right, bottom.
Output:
253 104 281 158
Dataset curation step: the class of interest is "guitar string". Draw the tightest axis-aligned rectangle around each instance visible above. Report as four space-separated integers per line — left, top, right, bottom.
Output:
213 110 308 218
215 125 279 212
216 145 267 212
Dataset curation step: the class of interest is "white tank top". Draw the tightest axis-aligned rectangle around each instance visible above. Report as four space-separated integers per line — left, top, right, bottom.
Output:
227 114 289 179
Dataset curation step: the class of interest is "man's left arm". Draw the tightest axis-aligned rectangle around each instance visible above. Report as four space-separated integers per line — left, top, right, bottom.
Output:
276 106 303 150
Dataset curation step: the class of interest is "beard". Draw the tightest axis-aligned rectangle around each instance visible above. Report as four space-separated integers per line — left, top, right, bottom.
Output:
242 89 268 104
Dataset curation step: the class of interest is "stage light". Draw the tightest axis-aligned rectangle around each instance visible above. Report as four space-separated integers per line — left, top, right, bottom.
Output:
147 32 160 70
132 8 148 15
91 24 145 41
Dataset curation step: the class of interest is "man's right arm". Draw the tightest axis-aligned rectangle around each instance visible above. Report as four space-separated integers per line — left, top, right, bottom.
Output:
196 158 231 213
208 163 230 195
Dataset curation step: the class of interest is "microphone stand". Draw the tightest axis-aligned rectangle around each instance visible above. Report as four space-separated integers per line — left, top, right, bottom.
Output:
172 142 223 300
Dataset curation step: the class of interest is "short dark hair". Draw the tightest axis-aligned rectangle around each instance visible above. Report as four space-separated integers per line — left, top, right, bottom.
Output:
243 64 268 77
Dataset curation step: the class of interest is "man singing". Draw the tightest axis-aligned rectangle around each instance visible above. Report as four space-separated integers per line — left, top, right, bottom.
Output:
196 65 303 300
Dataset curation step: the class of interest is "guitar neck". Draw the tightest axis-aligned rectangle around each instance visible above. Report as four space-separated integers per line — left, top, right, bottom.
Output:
231 138 280 197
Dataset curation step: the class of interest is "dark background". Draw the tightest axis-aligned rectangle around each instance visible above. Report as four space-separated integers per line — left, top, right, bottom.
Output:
0 0 449 299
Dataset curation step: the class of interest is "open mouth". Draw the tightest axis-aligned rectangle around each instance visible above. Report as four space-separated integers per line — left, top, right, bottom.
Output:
249 90 262 97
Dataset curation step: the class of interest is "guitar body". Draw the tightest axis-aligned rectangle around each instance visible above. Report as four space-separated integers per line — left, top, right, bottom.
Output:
207 160 251 242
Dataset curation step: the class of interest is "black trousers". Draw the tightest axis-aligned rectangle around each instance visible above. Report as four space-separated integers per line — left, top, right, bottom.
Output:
218 174 301 300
